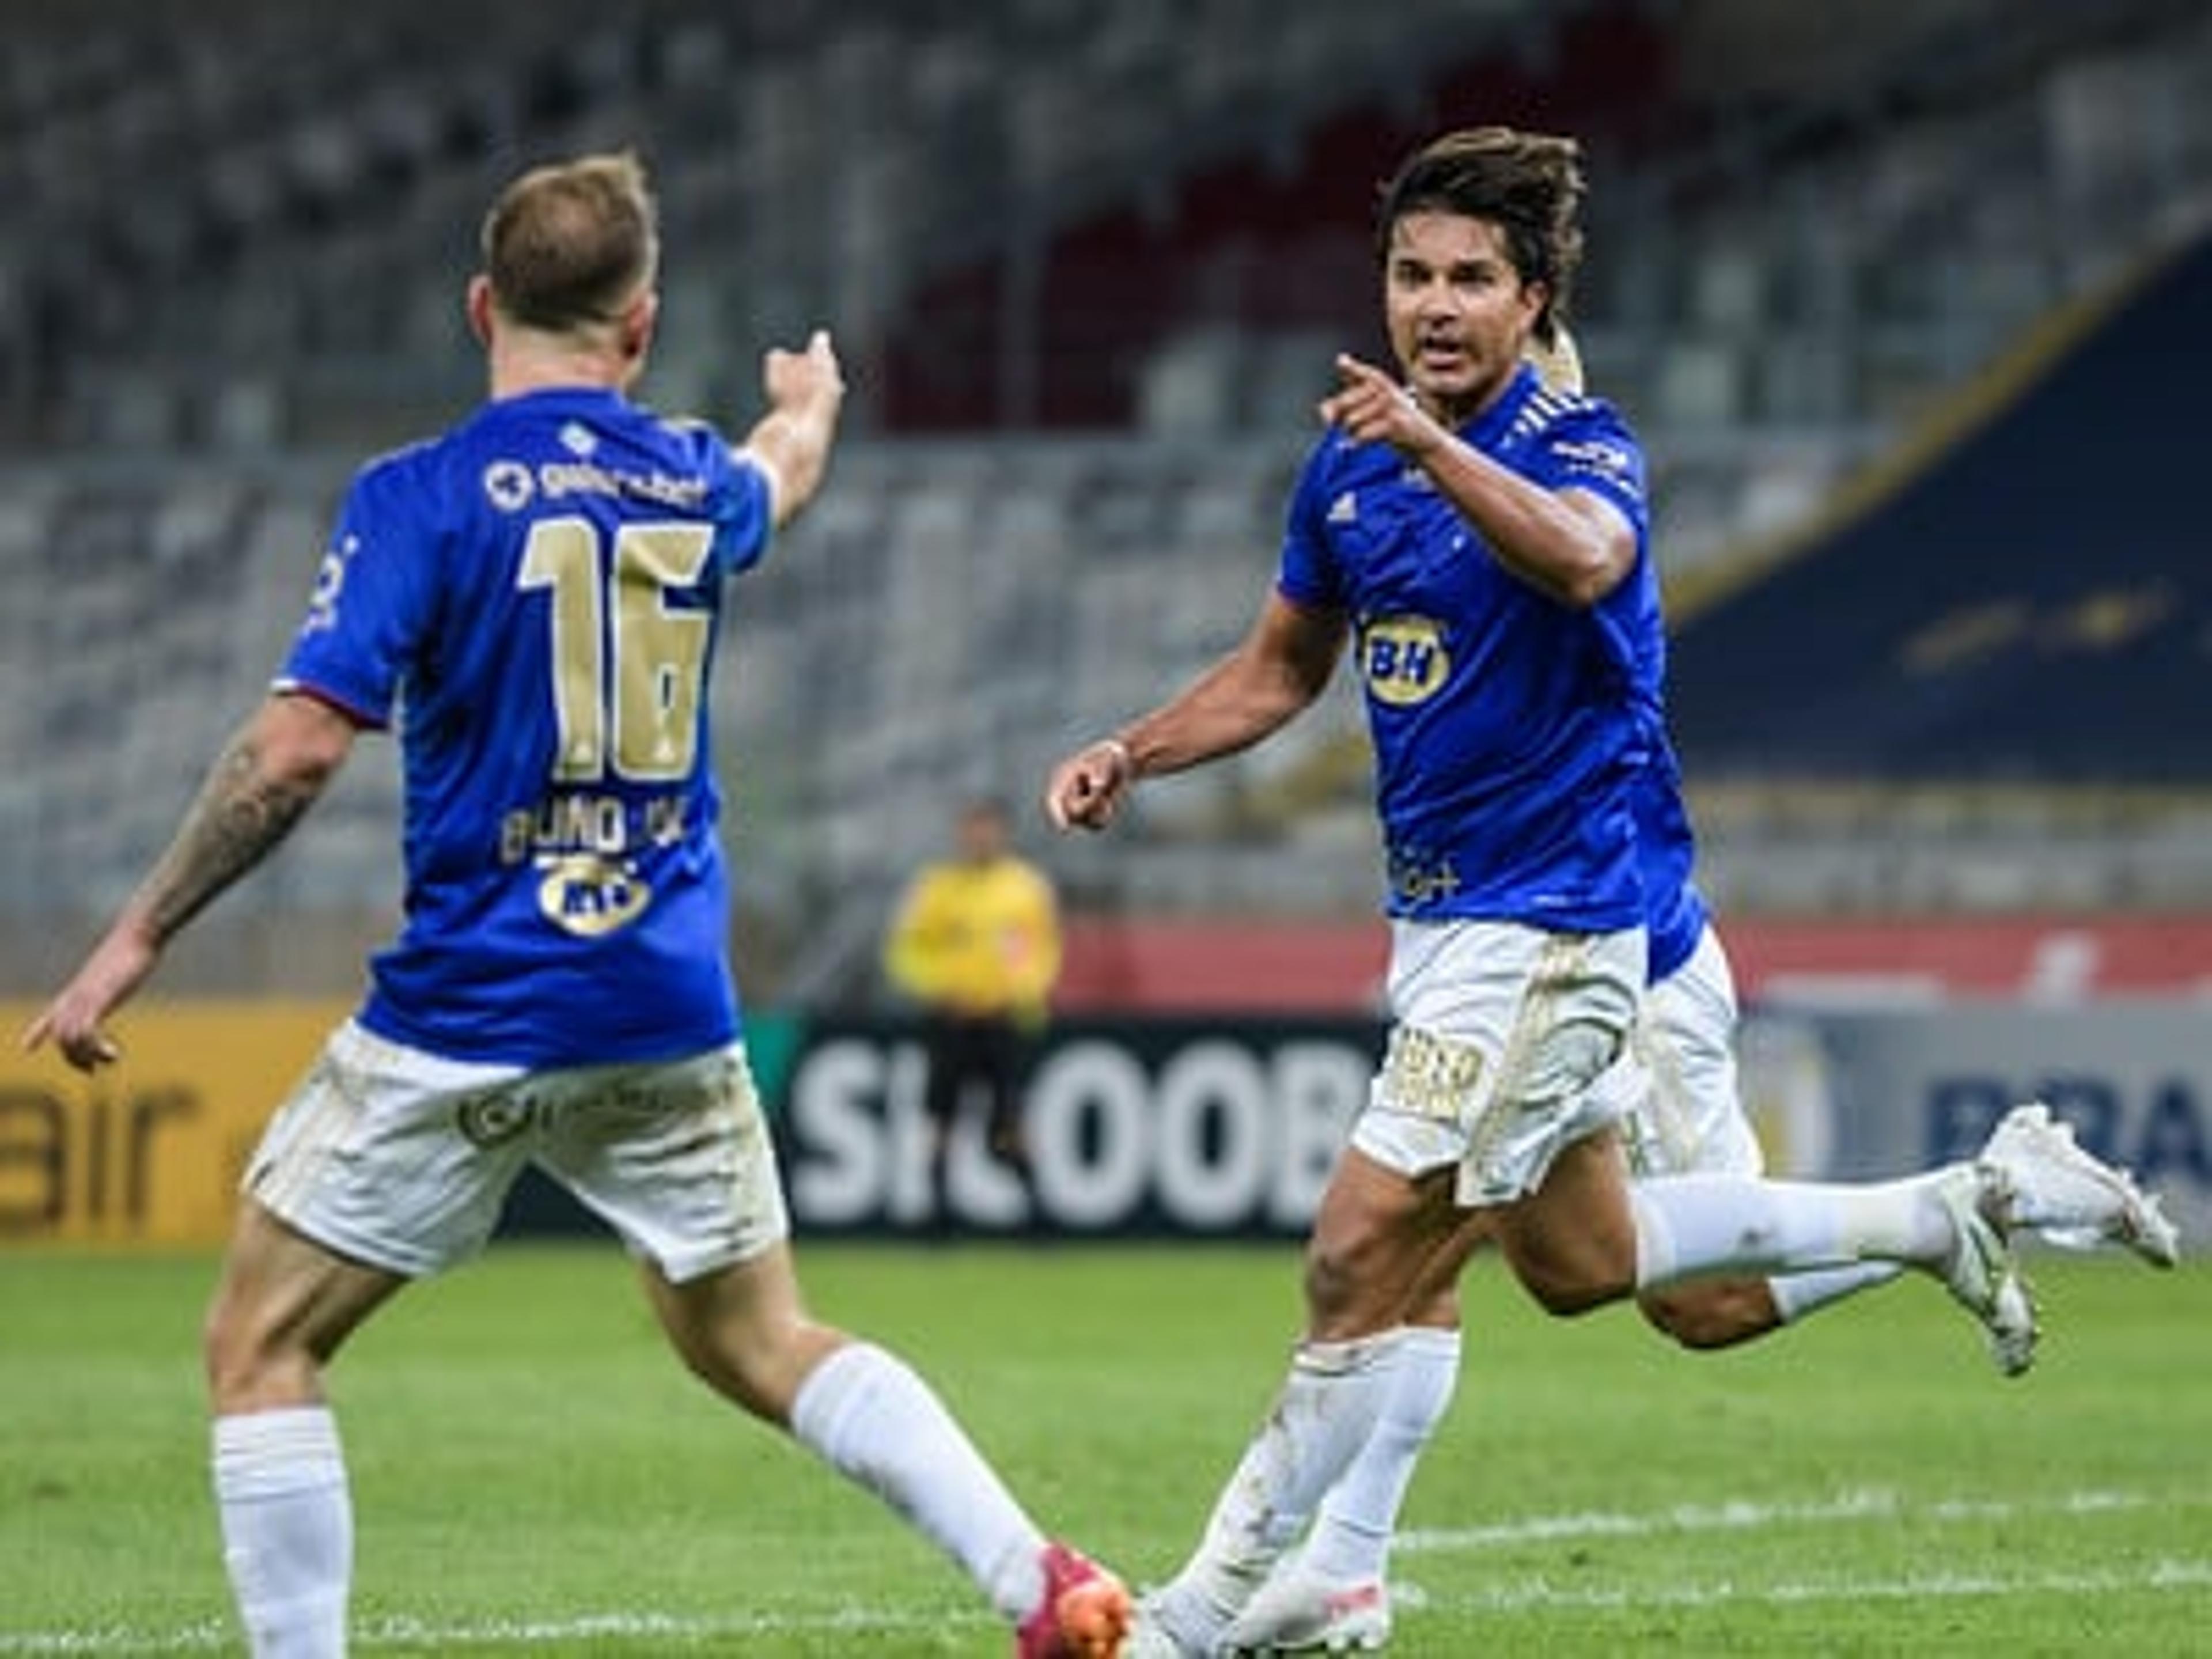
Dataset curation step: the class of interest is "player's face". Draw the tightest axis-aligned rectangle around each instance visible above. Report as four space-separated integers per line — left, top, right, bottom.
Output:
958 806 1008 864
1382 212 1544 423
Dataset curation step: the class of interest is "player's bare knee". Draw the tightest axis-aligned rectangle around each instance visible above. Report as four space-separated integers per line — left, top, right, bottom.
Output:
1505 1235 1634 1317
1302 1238 1360 1327
1639 1290 1729 1349
202 1305 316 1411
201 1318 249 1405
1301 1233 1407 1337
1523 1268 1616 1319
1638 1282 1777 1351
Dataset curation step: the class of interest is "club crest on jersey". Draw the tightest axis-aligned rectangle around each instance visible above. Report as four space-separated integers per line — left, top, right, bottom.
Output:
1360 615 1450 706
536 853 653 936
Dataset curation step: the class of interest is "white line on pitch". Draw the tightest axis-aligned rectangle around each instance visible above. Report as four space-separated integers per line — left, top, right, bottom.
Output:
13 1566 2211 1656
1412 1557 2212 1616
2 1490 2200 1654
0 1607 973 1655
1396 1485 2160 1553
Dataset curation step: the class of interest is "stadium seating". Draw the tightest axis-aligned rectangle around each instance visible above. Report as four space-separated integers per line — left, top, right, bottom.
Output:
1668 226 2212 787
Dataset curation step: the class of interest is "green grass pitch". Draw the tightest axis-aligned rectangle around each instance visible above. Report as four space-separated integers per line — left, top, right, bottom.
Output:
2 1241 2206 1656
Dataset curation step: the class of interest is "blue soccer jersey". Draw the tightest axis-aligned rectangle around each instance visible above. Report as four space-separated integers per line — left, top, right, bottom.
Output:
278 387 774 1066
1612 498 1713 985
1278 363 1653 930
1635 718 1712 983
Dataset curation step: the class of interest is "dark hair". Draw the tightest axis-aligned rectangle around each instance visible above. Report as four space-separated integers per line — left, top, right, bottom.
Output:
1374 127 1585 344
479 151 659 333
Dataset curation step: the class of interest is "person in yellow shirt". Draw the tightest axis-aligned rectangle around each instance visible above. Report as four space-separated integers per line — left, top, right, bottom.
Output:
882 797 1064 1222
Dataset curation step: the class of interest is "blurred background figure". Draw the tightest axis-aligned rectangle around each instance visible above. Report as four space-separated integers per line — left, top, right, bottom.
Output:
882 796 1064 1221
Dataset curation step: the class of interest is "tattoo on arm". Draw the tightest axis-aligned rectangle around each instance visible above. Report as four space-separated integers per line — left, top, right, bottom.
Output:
136 730 323 943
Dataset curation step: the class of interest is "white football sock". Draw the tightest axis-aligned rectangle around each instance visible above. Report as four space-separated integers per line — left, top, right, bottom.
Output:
789 1340 1043 1623
1632 1171 1953 1289
1302 1325 1461 1586
211 1407 351 1659
1768 1260 1906 1324
1152 1332 1404 1648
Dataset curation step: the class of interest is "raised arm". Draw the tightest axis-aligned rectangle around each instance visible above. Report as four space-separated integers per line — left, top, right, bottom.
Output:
1320 352 1634 609
738 328 846 530
22 690 358 1070
1044 591 1347 832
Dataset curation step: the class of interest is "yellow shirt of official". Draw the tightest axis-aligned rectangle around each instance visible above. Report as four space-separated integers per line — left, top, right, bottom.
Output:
883 856 1062 1025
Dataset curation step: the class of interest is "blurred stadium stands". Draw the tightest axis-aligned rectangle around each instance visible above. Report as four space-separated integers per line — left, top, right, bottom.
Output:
1671 229 2212 785
4 0 2211 1005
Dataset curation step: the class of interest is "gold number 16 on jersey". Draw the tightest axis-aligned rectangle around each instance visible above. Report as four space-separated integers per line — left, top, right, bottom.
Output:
518 516 714 783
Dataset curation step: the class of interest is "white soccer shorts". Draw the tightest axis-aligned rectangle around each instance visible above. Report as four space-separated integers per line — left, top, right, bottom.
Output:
243 1019 790 1282
1598 923 1764 1179
1351 918 1646 1205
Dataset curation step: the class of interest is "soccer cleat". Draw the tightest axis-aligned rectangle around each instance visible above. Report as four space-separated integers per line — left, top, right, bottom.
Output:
1122 1601 1198 1659
1981 1264 2040 1380
1017 1543 1132 1659
1215 1569 1391 1656
1979 1101 2181 1268
1931 1165 2040 1378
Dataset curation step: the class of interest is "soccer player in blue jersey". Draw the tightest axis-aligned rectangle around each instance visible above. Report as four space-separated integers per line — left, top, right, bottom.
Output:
1043 127 2172 1657
1192 326 2181 1657
1213 326 2182 1654
24 152 1129 1659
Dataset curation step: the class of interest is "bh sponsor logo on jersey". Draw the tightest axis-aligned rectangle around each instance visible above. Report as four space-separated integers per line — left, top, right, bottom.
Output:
504 792 684 935
1360 615 1450 706
535 853 652 937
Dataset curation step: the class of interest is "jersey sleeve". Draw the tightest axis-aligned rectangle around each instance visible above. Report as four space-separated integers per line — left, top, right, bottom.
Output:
1275 439 1346 611
1536 400 1656 679
1533 400 1649 541
273 459 439 728
688 426 776 580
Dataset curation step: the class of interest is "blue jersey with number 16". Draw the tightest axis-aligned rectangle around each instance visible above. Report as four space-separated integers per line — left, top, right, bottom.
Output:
278 387 774 1067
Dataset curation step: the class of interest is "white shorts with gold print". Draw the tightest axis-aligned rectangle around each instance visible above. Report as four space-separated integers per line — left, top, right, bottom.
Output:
1596 923 1764 1180
1350 918 1646 1206
243 1020 790 1282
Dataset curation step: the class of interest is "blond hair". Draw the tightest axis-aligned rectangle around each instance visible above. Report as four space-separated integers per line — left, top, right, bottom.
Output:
479 151 659 334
